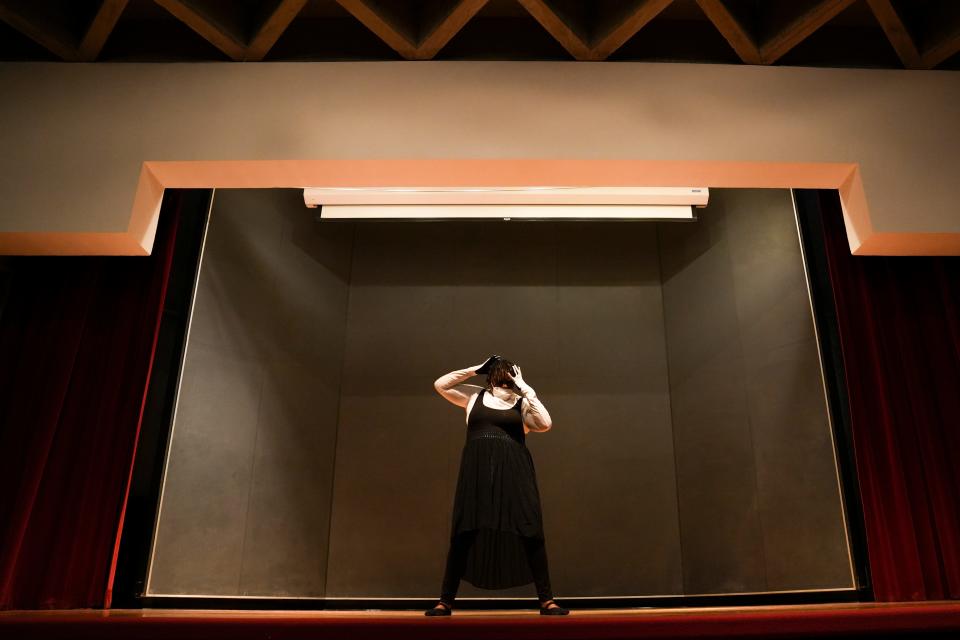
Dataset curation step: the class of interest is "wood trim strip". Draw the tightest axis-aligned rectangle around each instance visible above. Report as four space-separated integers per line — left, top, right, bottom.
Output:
244 0 308 62
152 0 247 61
759 0 856 65
333 0 418 59
920 28 960 69
591 0 676 61
696 0 762 65
77 0 129 62
0 4 77 60
416 0 490 60
516 0 592 60
865 0 921 69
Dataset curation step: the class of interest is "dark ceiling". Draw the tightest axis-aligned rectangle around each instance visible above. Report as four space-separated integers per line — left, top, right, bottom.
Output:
0 0 958 70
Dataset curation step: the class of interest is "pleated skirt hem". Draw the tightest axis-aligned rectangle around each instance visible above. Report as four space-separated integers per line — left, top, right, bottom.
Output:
459 527 537 590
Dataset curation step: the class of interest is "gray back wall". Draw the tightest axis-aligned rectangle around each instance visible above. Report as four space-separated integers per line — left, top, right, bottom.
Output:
658 190 852 594
146 188 853 599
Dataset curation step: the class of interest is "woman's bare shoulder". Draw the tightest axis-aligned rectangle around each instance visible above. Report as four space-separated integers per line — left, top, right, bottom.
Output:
464 387 484 409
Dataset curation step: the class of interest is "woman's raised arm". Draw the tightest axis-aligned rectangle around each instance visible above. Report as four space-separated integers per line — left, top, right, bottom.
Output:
433 363 485 408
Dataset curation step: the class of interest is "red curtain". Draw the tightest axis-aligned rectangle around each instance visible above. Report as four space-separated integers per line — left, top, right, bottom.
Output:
0 195 180 610
819 190 960 601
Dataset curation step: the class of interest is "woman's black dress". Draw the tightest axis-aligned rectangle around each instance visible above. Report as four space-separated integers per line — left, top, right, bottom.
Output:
450 388 545 589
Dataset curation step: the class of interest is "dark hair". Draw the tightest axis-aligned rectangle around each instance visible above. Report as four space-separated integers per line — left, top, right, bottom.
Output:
486 358 516 390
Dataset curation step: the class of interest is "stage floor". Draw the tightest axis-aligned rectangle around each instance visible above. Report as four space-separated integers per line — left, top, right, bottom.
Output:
2 601 960 639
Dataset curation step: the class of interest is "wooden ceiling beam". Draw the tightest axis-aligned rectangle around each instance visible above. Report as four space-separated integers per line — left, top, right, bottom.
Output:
335 0 489 61
591 0 676 61
244 0 308 61
696 0 761 64
759 0 856 65
0 2 78 60
0 0 949 67
77 0 129 61
334 0 417 59
152 0 247 61
516 0 592 60
865 0 921 69
920 26 960 69
0 0 128 62
415 0 489 60
518 0 675 61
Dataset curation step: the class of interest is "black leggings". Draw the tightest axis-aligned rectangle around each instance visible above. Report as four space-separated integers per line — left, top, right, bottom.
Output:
439 531 554 604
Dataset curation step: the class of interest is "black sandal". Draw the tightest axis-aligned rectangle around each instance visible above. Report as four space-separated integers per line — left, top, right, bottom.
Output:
539 599 569 615
424 601 453 616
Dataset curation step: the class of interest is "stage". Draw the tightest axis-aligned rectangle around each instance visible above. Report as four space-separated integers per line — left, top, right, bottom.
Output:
2 602 960 639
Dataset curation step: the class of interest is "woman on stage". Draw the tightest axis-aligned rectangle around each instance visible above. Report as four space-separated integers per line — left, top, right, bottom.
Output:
426 356 569 616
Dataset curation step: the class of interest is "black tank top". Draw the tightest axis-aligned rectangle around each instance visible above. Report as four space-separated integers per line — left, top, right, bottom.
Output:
467 388 525 445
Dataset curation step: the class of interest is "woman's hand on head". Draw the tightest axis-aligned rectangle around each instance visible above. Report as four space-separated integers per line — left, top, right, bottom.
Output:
508 365 527 390
475 355 500 375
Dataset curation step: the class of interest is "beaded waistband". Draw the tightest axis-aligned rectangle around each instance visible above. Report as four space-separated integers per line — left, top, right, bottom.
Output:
467 430 524 444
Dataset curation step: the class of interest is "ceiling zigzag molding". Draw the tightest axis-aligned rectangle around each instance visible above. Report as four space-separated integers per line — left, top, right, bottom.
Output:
695 0 761 64
333 0 489 60
865 0 921 68
152 0 309 61
0 0 957 67
517 0 676 61
758 0 857 64
0 0 129 61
